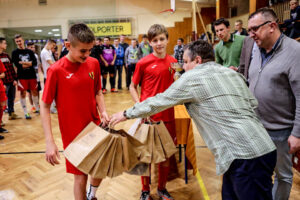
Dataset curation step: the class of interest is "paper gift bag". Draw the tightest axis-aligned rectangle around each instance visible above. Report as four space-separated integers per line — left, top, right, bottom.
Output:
152 126 167 163
64 122 111 173
154 121 177 158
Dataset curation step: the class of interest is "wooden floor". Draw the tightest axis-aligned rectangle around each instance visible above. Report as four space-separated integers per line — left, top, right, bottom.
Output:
0 78 300 200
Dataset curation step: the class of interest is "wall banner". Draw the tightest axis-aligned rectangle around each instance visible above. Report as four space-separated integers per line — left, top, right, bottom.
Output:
87 22 132 36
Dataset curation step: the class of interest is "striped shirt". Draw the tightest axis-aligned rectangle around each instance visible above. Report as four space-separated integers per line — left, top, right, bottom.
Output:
126 61 276 175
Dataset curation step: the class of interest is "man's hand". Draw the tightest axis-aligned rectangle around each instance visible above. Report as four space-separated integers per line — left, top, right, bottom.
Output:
110 111 127 127
13 80 17 86
229 66 238 71
45 141 60 166
288 135 300 154
100 111 110 127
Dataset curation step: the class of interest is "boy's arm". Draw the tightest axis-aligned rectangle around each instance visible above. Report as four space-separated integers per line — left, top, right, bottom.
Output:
112 51 116 65
129 82 140 103
41 101 60 166
95 90 110 126
0 72 5 79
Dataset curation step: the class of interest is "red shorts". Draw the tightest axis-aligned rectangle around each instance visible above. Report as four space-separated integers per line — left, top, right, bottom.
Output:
0 91 7 102
66 158 85 175
18 79 38 91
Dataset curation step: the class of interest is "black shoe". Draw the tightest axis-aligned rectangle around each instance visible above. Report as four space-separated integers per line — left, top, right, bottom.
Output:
140 190 152 200
0 127 8 133
0 135 4 140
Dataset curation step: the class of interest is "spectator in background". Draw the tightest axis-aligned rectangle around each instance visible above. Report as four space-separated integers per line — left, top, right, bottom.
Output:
90 37 103 69
113 38 125 90
233 20 248 36
0 60 8 135
40 39 56 113
27 42 42 113
137 34 153 59
173 38 184 66
52 45 58 61
119 34 129 78
12 34 39 119
247 8 300 199
124 38 139 90
59 39 69 59
100 36 117 93
0 37 20 120
214 18 245 71
283 0 300 39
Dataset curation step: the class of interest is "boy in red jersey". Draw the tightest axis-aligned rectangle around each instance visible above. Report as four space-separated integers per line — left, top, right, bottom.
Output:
129 24 176 200
41 23 109 200
0 60 8 138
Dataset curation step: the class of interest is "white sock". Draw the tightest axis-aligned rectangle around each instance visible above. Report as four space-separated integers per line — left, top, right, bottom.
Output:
20 98 28 114
32 95 40 111
87 184 98 199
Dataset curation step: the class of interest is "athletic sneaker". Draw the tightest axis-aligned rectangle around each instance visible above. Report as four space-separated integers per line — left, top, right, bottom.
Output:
25 113 32 120
157 189 174 200
31 106 36 113
0 127 8 133
140 191 153 200
0 135 4 140
102 89 107 94
111 88 118 92
34 110 40 114
9 113 21 120
86 197 97 200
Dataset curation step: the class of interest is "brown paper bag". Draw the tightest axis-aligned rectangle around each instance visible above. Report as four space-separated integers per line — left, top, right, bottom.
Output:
107 137 121 178
155 121 177 158
89 136 118 178
64 122 111 173
112 137 124 177
152 126 167 163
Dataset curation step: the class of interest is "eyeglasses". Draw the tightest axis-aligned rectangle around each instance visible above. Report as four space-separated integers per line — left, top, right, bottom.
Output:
247 21 271 33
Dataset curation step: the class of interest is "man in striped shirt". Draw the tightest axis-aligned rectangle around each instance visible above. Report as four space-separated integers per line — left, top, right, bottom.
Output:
111 40 276 200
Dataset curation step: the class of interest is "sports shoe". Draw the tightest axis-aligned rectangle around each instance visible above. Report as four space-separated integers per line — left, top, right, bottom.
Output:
0 135 4 140
31 106 36 113
0 127 8 133
9 113 21 120
86 197 97 200
140 190 153 200
111 88 118 92
157 189 174 200
34 110 40 114
102 89 107 94
50 108 57 114
25 113 32 120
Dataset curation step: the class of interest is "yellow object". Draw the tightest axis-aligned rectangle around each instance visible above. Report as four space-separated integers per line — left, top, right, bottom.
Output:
87 22 132 36
196 169 210 200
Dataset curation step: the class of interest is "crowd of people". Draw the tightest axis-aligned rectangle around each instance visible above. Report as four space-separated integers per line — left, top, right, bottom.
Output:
0 2 300 200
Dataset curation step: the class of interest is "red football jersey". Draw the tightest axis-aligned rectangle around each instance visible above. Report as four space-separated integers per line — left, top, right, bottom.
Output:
132 53 176 122
0 60 6 92
42 56 101 148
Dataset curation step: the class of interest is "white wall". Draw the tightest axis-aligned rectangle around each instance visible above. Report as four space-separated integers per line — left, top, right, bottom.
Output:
0 0 193 38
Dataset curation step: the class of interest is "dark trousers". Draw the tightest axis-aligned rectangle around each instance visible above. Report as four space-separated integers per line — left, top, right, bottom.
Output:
116 65 123 89
5 82 16 114
222 150 277 200
126 63 136 88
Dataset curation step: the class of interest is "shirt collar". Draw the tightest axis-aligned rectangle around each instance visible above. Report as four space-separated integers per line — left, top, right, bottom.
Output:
221 34 234 46
260 33 284 56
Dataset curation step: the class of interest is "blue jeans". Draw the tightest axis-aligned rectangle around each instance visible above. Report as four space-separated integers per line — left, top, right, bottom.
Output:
222 150 276 200
268 128 293 200
5 82 16 114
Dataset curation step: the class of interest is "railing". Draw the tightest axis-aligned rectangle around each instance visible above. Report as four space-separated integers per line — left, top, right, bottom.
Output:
271 1 291 22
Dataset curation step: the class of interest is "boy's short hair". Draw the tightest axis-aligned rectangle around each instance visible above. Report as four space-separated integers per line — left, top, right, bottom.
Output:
214 18 230 28
96 37 102 41
249 7 278 22
178 38 184 42
0 37 5 43
27 42 35 46
236 19 243 24
104 36 110 40
14 34 22 39
48 38 57 44
131 38 137 42
184 40 215 63
67 23 95 46
147 24 169 42
142 34 148 39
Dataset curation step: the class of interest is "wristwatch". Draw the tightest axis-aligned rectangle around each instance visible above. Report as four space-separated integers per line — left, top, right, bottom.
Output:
123 110 129 119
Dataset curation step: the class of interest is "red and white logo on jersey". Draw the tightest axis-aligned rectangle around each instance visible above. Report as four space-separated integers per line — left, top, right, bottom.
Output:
89 72 94 80
66 73 73 79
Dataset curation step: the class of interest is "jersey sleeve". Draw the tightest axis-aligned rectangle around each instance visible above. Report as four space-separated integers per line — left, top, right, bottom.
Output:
0 60 6 73
42 67 58 104
132 61 143 85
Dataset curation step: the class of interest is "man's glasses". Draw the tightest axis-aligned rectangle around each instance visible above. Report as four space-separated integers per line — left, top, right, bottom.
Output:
248 21 271 33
